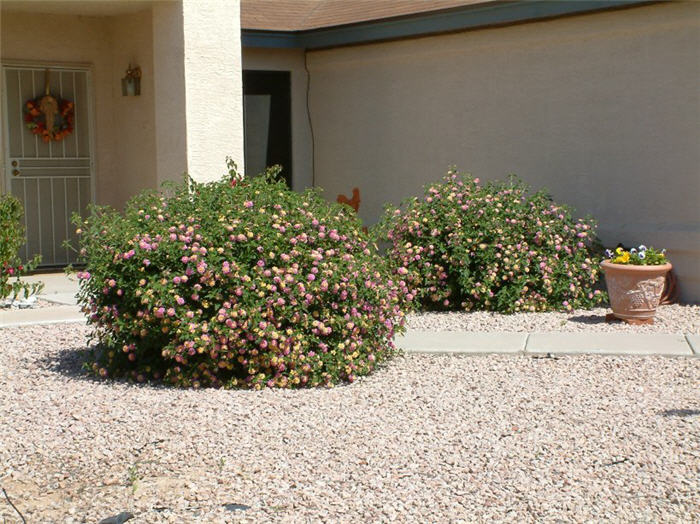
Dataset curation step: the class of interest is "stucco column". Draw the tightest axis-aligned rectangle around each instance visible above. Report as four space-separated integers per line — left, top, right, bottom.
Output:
182 0 244 182
152 0 244 186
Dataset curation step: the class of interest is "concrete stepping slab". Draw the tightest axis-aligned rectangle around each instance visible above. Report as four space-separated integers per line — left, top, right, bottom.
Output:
0 305 85 328
685 334 700 355
40 292 79 306
526 332 692 356
396 331 526 354
22 272 79 293
20 272 80 305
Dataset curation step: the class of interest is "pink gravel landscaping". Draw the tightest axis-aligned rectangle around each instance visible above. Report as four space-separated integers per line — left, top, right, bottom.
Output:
1 323 698 522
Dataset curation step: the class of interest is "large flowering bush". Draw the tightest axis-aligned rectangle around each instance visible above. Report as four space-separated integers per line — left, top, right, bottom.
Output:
75 168 408 389
374 170 606 313
0 194 42 301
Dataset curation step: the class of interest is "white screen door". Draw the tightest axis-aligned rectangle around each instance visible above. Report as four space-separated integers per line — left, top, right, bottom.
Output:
2 64 94 266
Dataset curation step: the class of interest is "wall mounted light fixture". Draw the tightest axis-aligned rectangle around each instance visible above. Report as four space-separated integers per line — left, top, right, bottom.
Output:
121 64 141 96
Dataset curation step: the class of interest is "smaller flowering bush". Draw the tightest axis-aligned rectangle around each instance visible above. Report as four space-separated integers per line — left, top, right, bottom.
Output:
0 194 42 301
374 169 607 313
604 245 668 265
75 166 408 389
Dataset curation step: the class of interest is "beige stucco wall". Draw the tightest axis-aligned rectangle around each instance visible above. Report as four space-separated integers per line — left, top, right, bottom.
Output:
111 9 158 206
152 0 188 187
307 2 700 302
243 47 314 189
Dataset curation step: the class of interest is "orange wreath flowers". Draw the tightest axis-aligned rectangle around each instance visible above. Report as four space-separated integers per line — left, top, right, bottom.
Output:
24 96 75 143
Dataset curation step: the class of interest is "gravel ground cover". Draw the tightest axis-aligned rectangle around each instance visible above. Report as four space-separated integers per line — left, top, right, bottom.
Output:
1 324 698 523
407 304 700 334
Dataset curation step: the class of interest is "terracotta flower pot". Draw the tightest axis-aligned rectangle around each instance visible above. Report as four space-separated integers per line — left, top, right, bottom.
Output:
600 260 672 321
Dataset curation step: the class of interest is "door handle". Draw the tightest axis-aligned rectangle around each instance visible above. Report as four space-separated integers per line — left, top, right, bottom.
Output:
12 169 20 176
11 160 18 167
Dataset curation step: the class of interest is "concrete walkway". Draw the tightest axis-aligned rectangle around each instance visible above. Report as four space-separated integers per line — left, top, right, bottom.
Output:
0 304 84 327
395 330 699 357
0 272 83 328
1 272 698 357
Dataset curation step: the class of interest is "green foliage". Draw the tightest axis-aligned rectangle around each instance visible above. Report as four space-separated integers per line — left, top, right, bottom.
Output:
374 169 607 313
0 194 42 301
74 166 408 389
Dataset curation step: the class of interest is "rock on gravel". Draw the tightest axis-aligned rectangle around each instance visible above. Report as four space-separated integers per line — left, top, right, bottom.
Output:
407 304 700 333
0 296 53 310
0 324 698 522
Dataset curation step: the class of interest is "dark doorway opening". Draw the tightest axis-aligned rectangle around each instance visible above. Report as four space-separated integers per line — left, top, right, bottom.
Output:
243 70 292 188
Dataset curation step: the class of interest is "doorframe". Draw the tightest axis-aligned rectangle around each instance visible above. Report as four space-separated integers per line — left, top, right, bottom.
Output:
243 69 293 188
1 60 97 206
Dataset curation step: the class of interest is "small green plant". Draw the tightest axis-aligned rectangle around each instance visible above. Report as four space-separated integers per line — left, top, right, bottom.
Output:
74 165 409 389
127 464 140 493
0 194 42 301
374 169 606 313
604 245 668 265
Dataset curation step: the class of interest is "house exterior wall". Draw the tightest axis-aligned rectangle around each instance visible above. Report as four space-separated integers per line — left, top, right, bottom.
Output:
111 10 158 207
2 0 246 207
1 9 157 211
152 1 188 188
242 47 313 189
307 2 700 302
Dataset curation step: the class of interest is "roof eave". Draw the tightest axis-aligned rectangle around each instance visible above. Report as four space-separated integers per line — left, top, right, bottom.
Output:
242 0 660 50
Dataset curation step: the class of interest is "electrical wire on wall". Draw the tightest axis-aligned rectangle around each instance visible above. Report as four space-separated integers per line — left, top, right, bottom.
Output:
304 49 316 188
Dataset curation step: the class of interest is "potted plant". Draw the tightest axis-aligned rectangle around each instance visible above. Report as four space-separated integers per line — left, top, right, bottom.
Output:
600 245 672 324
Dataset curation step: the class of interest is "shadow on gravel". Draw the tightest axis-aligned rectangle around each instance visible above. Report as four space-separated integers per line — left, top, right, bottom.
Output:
40 346 99 381
566 314 607 325
659 409 700 418
41 348 173 390
40 346 394 392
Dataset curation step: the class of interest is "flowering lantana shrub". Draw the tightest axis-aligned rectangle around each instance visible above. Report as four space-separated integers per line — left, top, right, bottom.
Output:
374 170 606 313
75 169 408 388
0 194 42 301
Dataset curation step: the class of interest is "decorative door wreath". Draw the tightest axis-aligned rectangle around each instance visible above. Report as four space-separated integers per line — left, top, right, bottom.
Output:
23 69 74 143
